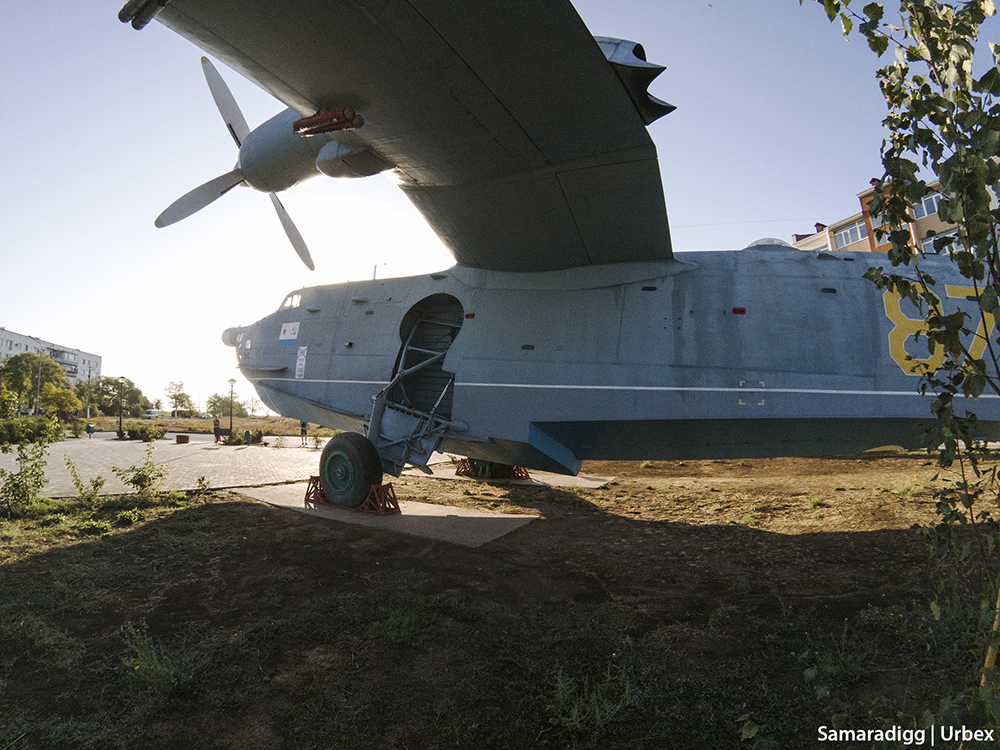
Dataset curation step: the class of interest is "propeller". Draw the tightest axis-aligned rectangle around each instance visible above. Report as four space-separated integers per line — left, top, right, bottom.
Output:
155 57 315 271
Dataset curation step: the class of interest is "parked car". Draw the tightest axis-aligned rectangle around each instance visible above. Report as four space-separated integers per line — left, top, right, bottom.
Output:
143 409 158 419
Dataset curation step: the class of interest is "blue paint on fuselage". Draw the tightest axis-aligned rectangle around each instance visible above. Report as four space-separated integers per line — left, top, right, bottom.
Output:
227 246 998 474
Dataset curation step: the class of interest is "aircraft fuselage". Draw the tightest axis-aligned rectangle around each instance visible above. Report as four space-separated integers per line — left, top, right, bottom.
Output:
225 244 999 476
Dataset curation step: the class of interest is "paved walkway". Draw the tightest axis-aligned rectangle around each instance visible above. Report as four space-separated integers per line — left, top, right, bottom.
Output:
0 432 326 497
0 432 551 546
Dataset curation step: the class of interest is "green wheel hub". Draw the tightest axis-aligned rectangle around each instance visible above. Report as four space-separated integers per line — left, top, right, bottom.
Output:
318 432 383 507
324 451 355 494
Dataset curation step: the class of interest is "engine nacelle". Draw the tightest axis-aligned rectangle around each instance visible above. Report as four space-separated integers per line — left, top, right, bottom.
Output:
237 108 329 193
315 140 394 179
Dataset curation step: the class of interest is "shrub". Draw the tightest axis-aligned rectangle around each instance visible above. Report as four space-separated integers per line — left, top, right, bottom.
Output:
122 421 166 441
0 417 61 446
0 418 59 519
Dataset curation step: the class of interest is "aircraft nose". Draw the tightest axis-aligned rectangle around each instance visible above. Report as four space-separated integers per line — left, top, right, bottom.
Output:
222 327 243 347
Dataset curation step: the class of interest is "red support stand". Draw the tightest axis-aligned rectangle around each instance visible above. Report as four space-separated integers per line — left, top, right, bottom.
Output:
304 475 328 506
454 459 530 481
358 483 401 516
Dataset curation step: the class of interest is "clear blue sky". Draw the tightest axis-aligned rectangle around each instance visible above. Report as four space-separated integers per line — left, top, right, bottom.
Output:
1 1 990 410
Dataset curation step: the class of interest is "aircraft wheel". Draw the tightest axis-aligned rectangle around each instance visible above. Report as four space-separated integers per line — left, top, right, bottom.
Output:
319 432 383 507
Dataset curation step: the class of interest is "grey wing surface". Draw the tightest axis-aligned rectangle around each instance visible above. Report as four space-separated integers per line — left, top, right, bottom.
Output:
151 0 673 271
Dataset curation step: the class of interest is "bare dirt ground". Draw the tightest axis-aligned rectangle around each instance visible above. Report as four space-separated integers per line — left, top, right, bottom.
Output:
2 450 970 749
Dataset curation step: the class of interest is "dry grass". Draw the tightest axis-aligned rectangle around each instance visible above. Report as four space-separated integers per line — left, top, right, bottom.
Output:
85 415 335 437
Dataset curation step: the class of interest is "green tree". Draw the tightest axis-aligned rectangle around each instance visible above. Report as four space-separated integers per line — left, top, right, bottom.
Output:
206 392 248 418
90 376 151 418
0 352 68 411
40 382 83 422
809 0 1000 724
0 382 15 420
165 381 195 416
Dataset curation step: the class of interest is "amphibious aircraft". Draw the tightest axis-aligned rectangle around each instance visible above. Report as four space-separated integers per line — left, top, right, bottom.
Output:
119 0 999 506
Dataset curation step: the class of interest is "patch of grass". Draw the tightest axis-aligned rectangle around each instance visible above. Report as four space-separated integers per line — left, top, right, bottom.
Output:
365 612 432 647
810 497 827 508
638 460 653 469
77 518 111 536
741 515 759 527
21 616 84 668
707 604 733 628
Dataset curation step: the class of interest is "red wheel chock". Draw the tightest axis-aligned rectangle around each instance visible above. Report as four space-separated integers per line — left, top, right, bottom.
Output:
358 483 401 515
454 459 530 480
304 476 329 506
304 476 400 515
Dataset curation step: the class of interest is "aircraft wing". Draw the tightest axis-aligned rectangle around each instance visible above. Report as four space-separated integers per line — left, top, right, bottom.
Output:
144 0 674 272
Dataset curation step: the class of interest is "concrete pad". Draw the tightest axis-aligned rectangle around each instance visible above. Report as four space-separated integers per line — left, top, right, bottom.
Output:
239 482 536 548
403 453 614 489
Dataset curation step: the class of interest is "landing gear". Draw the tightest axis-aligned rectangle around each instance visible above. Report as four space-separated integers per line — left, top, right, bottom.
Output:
318 432 383 507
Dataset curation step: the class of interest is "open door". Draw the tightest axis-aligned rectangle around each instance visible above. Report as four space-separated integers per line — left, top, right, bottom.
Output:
367 294 465 474
389 294 464 418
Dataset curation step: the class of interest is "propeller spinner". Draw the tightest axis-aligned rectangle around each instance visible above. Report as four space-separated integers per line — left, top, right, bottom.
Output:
155 57 316 271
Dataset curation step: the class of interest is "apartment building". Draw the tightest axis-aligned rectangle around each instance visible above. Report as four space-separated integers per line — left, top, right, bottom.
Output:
0 328 102 388
792 180 956 254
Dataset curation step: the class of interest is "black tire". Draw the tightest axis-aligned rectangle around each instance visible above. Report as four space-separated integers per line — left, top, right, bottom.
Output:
318 432 383 507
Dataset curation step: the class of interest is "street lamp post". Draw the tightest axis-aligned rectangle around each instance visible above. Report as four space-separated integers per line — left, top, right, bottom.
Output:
34 349 42 416
118 376 125 437
228 378 237 434
86 365 93 419
24 334 46 416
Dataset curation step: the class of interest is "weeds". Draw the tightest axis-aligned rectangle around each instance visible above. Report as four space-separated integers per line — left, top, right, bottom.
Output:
122 621 194 697
194 475 212 496
77 519 111 536
115 507 146 527
111 444 168 500
547 664 634 734
64 455 105 506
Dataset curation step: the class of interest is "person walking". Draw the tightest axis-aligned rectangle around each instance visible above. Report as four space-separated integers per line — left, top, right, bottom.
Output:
213 415 221 444
300 421 308 446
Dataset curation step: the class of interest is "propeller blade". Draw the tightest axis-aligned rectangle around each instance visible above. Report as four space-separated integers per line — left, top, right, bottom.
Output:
155 169 244 228
270 194 315 271
201 56 250 147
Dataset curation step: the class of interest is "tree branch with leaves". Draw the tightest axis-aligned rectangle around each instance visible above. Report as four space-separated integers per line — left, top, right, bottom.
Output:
807 0 1000 728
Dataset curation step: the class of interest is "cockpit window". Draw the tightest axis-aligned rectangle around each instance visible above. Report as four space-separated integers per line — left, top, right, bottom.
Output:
280 294 302 310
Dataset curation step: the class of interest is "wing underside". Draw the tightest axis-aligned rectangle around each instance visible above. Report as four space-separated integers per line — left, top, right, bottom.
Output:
148 0 673 271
